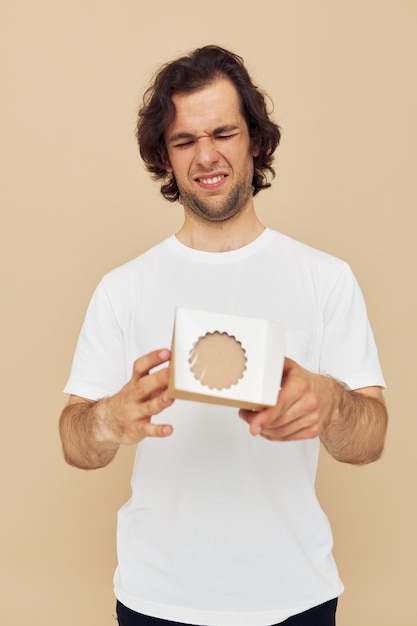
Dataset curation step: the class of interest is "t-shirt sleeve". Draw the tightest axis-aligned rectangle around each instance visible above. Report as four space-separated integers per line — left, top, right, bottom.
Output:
319 264 386 390
64 280 129 400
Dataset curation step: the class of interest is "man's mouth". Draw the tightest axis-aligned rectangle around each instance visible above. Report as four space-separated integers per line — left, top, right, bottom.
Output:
195 174 228 188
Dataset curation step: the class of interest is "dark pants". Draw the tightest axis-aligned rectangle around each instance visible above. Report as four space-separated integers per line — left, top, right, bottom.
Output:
116 597 338 626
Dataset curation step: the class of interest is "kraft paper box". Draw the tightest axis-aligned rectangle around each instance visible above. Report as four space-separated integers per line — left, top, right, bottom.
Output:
168 307 285 410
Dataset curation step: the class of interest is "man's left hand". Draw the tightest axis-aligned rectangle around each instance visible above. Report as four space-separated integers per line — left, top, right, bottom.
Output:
239 357 341 441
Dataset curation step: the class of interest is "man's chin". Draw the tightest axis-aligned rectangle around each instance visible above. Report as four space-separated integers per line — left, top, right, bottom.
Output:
187 203 241 223
180 183 252 223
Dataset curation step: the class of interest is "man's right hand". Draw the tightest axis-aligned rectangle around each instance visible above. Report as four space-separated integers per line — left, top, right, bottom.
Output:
93 348 175 445
59 348 175 469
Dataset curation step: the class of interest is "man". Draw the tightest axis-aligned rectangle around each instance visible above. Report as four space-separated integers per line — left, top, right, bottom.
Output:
59 45 387 626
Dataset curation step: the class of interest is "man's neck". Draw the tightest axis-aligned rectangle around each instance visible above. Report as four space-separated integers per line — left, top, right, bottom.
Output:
175 210 266 253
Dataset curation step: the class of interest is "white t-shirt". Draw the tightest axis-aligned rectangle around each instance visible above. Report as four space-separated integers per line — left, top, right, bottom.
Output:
65 228 385 625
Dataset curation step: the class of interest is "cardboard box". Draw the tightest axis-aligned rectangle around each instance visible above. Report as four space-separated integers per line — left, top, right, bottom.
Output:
168 307 285 409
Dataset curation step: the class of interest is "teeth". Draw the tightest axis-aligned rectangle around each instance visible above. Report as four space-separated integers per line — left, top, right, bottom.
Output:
200 175 223 185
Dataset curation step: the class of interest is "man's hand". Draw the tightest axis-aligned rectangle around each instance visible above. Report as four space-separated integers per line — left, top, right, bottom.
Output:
59 348 175 469
94 348 175 446
239 357 387 464
239 358 337 441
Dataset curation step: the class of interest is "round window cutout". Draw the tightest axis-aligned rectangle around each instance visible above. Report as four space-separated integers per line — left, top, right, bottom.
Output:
189 331 247 390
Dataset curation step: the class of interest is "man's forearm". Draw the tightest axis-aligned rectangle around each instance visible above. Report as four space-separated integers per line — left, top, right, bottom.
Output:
59 400 120 470
320 383 388 465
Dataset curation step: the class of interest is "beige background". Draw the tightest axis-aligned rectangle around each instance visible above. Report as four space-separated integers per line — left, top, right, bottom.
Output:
1 1 416 624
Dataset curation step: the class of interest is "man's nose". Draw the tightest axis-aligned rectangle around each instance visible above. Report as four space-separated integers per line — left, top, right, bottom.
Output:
195 137 219 168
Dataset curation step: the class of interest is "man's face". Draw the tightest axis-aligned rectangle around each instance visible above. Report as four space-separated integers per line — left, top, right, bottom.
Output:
164 77 259 223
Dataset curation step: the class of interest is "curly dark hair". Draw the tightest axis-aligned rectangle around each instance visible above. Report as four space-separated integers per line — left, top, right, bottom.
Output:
136 45 281 202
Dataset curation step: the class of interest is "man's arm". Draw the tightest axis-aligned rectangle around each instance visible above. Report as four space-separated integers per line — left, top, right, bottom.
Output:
239 357 388 465
59 349 175 470
319 383 387 464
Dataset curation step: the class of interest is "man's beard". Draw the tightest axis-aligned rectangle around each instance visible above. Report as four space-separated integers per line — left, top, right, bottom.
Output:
177 173 254 223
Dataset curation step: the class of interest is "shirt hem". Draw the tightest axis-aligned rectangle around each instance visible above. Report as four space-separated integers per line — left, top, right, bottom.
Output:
114 584 344 626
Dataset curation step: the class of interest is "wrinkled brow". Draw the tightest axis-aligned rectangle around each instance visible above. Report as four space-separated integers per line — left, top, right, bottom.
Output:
167 125 240 144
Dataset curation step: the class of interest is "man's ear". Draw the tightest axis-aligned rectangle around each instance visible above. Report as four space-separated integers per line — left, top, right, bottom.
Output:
159 147 173 173
251 131 261 158
250 130 261 158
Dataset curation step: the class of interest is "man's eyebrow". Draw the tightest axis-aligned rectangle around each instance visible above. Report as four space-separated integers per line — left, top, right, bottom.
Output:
213 125 240 134
168 132 195 145
167 125 240 145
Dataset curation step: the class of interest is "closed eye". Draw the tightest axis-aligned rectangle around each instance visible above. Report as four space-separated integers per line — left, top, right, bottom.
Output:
173 140 194 149
216 134 237 140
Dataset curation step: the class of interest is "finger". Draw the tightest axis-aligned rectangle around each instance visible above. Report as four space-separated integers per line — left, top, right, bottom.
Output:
121 414 174 443
239 389 314 436
136 420 174 439
240 402 294 436
119 391 175 444
242 366 314 435
261 423 320 442
260 410 321 441
132 366 172 408
139 389 174 418
132 348 171 383
239 407 274 436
